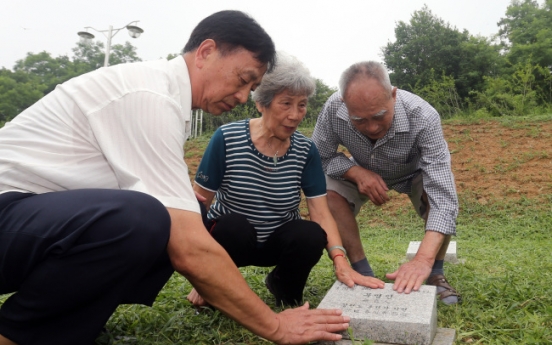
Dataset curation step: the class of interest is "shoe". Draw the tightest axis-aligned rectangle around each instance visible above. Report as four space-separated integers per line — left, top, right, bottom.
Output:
265 271 300 307
426 274 462 305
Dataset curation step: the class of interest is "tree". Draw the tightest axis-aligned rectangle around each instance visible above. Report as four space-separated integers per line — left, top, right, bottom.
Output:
13 52 80 94
382 6 503 103
498 0 552 69
382 7 466 91
107 42 142 66
0 68 45 122
166 53 180 60
498 0 552 105
72 40 142 73
305 79 336 126
71 41 106 72
412 71 462 118
458 36 505 99
200 94 258 134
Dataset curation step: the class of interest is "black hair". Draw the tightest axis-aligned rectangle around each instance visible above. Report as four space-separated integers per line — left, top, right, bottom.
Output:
183 10 276 72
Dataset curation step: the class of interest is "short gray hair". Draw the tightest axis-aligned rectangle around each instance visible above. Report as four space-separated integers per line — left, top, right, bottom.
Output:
338 61 393 99
252 51 316 108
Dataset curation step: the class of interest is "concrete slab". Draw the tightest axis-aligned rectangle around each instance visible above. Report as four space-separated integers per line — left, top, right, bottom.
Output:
317 282 437 345
317 327 456 345
406 241 458 263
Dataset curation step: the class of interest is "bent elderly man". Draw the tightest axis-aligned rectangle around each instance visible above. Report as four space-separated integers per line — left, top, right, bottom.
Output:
312 61 460 305
0 11 351 345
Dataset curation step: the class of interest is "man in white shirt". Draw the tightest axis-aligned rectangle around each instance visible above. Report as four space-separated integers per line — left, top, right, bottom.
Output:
0 11 350 345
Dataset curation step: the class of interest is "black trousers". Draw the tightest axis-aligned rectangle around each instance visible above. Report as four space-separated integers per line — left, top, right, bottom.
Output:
204 211 327 304
0 189 174 345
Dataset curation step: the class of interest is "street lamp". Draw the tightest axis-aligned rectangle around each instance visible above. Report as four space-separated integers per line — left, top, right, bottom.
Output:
77 21 144 67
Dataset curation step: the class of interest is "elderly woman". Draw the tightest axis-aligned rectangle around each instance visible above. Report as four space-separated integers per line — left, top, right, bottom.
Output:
188 53 384 307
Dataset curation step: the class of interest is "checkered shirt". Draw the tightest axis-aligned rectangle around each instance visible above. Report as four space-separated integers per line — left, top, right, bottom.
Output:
312 90 458 235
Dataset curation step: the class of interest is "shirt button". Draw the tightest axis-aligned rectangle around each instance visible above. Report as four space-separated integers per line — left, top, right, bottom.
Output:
371 154 375 159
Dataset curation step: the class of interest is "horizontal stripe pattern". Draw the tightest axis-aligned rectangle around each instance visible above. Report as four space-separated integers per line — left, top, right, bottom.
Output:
197 119 325 242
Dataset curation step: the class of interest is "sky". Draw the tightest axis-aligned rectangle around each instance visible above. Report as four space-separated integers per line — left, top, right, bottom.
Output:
2 0 515 88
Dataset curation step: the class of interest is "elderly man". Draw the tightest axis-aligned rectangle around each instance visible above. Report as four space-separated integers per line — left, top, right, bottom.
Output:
312 61 460 305
0 11 351 345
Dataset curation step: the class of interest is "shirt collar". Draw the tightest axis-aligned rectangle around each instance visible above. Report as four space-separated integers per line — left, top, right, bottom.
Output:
336 97 351 122
391 90 410 134
168 56 192 111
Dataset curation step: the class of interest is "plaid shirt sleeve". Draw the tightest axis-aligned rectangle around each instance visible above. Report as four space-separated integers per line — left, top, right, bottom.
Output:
312 93 356 178
416 111 458 236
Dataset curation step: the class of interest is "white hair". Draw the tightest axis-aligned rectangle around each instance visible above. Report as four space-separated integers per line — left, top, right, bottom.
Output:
339 61 393 99
252 51 316 107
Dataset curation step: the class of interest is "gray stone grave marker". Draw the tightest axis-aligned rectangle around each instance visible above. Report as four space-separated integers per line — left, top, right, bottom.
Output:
317 282 437 345
406 241 458 263
316 328 456 345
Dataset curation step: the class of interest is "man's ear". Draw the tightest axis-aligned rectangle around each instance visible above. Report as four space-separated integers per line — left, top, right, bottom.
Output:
195 39 217 69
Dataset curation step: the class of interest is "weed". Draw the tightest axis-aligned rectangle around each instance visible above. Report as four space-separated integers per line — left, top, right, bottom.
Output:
494 164 506 174
347 327 374 345
474 163 487 173
527 126 541 138
461 129 474 141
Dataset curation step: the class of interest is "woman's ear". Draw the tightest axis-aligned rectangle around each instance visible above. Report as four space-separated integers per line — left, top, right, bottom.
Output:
255 101 264 113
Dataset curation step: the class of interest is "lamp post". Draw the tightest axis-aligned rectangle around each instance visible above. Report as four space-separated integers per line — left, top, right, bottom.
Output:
77 21 144 67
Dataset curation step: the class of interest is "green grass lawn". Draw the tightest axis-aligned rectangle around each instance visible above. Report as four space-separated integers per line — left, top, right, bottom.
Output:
91 192 551 344
89 192 552 344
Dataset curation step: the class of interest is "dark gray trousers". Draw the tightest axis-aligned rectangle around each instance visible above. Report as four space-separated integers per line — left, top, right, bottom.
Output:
0 189 174 345
204 210 327 305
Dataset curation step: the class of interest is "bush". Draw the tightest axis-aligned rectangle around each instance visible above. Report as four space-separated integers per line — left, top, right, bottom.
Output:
472 59 551 117
412 70 463 119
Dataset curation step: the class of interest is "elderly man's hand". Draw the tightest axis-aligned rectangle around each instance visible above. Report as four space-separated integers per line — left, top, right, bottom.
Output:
354 168 389 206
270 303 350 344
385 259 432 293
333 256 385 289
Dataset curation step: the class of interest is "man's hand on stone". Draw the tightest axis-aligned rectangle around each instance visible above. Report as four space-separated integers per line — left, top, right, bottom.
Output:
385 259 432 294
355 169 389 206
270 303 350 344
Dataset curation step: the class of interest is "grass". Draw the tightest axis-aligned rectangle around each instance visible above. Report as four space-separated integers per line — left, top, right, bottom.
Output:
1 115 551 344
89 193 552 344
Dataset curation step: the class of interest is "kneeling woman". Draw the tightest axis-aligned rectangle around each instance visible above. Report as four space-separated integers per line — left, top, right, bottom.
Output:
189 52 383 307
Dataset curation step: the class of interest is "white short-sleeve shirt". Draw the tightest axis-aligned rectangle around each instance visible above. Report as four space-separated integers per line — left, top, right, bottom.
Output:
0 57 200 213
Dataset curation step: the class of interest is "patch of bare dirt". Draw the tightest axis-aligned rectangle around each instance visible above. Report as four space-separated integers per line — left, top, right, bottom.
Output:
185 120 552 214
446 121 552 203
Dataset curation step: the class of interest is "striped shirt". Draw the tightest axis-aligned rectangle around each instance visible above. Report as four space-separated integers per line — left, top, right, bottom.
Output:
312 90 458 235
195 119 326 243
